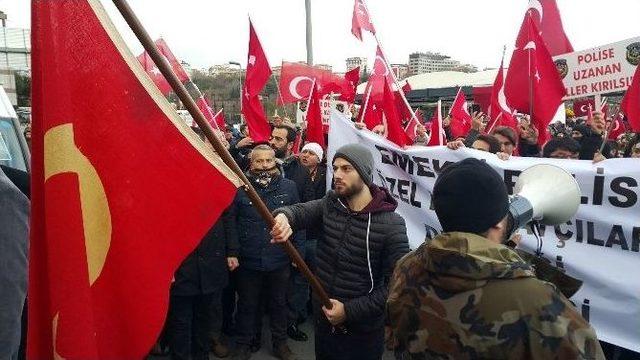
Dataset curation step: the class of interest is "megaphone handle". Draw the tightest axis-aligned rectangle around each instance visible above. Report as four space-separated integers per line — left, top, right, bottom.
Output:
529 222 544 257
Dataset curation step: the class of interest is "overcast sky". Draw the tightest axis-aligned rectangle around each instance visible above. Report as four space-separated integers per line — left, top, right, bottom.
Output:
3 0 640 72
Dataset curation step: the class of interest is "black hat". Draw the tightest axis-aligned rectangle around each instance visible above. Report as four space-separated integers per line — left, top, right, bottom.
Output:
433 158 509 234
333 144 374 185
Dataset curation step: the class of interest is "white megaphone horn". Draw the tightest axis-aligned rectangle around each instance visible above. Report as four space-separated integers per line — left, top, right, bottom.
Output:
507 164 581 235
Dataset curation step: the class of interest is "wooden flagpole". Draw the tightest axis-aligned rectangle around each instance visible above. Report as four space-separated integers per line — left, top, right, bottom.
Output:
111 0 335 313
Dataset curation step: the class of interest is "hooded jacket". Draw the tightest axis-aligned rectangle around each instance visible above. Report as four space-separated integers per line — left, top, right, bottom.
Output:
387 232 604 359
275 185 410 332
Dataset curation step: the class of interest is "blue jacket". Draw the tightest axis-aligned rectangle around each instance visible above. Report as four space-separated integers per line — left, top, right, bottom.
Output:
233 174 304 271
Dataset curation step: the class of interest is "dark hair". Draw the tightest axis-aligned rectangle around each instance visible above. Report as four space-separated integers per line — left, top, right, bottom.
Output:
240 124 247 134
475 134 501 154
543 137 580 158
492 126 517 146
273 124 297 143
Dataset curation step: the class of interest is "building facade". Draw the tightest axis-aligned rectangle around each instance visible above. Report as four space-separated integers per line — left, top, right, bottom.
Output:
0 25 30 106
408 52 476 76
346 56 367 75
390 63 409 79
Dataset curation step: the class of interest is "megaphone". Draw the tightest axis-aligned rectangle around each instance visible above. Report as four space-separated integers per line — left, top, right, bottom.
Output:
507 164 581 236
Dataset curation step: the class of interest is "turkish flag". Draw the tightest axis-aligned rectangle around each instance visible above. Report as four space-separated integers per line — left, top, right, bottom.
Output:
504 13 566 146
368 46 395 103
242 20 272 142
527 0 574 56
486 62 517 133
404 109 423 143
608 112 626 140
305 84 326 148
358 85 383 130
211 108 227 130
278 62 328 104
573 98 595 117
382 79 407 147
245 20 272 98
427 101 447 146
137 38 190 95
30 1 240 359
621 64 640 131
338 66 360 103
351 0 376 41
449 88 472 138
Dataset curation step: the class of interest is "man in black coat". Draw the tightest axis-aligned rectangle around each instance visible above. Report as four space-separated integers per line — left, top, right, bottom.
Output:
269 124 309 200
232 145 304 360
168 208 238 360
272 144 410 360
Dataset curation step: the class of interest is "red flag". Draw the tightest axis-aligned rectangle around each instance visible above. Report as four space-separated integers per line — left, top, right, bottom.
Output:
504 13 566 146
572 98 595 117
137 38 191 95
138 40 221 130
527 0 574 56
487 61 517 133
351 0 376 41
427 100 447 146
30 1 240 358
621 64 640 131
241 93 271 143
449 88 473 138
404 110 422 143
212 108 226 130
242 20 272 142
278 62 328 104
368 46 395 103
608 112 626 140
305 83 326 148
339 66 360 103
382 79 407 147
245 20 272 98
358 86 383 130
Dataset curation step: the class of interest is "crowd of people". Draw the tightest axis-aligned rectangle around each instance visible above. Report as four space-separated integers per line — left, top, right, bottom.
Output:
146 102 638 360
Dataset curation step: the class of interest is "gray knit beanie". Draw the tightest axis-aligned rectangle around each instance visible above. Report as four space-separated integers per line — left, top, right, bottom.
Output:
333 144 374 185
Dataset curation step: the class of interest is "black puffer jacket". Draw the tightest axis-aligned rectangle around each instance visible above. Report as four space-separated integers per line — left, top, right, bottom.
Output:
275 185 410 332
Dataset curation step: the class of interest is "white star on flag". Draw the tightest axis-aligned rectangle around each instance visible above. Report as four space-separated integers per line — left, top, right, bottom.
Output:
248 55 256 66
535 71 541 82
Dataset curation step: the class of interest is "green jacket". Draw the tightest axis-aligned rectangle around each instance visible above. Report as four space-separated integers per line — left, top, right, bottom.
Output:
387 232 604 360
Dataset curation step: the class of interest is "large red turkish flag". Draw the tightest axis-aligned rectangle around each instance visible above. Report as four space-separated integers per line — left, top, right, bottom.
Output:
29 1 240 358
527 0 574 56
621 64 640 132
504 13 566 146
351 0 376 41
278 62 329 104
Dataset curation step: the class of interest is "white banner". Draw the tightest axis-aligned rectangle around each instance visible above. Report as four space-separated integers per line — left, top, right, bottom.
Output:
328 111 640 352
554 37 640 99
296 99 351 127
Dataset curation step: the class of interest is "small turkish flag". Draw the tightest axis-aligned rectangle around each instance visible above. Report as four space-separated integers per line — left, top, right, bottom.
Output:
137 38 190 95
621 64 640 132
486 61 517 133
382 79 407 147
404 110 423 143
427 101 447 146
305 83 326 149
504 13 566 146
242 20 272 142
449 88 472 138
351 0 376 41
368 46 394 104
339 66 361 103
278 62 328 104
573 98 595 117
358 84 383 130
608 112 626 140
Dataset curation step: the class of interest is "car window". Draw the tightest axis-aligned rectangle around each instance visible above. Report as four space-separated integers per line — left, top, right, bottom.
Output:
0 117 27 171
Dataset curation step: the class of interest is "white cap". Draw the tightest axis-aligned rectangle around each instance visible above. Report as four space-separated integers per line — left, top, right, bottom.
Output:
302 142 324 161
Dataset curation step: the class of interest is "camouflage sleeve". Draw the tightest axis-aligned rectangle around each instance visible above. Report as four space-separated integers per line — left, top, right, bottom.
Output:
528 286 605 360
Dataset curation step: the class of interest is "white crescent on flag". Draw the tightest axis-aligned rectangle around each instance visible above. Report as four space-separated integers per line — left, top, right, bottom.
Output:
524 41 537 51
527 0 543 21
248 55 256 66
289 76 314 99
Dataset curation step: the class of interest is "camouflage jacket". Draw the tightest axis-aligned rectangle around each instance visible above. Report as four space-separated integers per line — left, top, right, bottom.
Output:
387 232 604 360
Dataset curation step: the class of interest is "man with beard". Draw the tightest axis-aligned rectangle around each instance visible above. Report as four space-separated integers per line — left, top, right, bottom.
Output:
269 125 309 200
232 145 303 360
387 158 603 359
271 144 410 360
